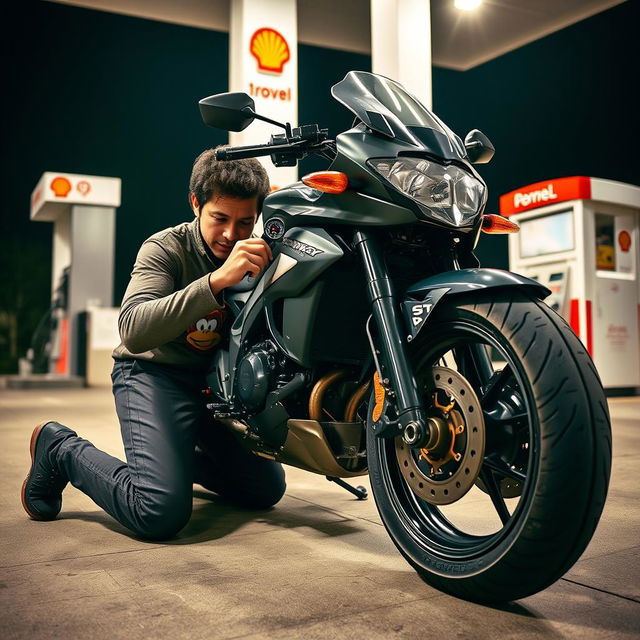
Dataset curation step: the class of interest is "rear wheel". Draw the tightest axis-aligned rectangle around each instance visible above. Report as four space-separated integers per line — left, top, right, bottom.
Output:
366 292 611 602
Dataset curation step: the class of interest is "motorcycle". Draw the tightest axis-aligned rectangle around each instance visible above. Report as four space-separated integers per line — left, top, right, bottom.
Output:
197 71 611 603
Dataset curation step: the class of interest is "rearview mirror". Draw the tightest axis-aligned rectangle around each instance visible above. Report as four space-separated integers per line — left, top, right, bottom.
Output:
464 129 495 164
198 92 256 132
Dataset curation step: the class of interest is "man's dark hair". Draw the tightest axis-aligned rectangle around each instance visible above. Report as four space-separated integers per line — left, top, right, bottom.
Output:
189 146 270 214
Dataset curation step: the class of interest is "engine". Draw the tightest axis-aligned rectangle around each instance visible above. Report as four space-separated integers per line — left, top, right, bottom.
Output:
235 341 281 411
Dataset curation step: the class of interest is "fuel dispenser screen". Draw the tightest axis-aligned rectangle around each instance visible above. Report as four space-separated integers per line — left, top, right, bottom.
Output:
595 211 636 274
519 210 574 258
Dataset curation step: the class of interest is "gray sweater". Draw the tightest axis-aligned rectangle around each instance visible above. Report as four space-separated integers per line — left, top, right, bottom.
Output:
112 217 225 369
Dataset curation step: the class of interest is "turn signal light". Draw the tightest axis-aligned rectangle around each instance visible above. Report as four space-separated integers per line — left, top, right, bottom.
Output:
301 171 348 194
481 214 520 234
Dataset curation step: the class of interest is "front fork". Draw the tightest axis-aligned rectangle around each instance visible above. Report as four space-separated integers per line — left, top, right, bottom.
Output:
354 231 433 447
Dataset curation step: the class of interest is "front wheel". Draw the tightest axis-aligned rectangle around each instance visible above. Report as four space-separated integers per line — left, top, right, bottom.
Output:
366 292 611 603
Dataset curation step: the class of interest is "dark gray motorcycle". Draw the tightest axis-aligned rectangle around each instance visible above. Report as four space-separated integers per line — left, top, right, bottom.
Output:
198 71 611 603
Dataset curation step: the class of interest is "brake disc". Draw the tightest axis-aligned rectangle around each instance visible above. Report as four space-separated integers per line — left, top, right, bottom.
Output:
395 366 485 506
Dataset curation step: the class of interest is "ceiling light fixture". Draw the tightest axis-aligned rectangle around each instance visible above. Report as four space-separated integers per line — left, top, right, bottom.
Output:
454 0 483 10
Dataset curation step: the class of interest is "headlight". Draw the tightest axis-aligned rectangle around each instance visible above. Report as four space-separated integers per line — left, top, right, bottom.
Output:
369 157 485 227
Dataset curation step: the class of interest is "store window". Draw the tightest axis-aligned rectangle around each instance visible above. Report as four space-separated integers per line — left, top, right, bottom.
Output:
595 214 615 270
595 212 635 274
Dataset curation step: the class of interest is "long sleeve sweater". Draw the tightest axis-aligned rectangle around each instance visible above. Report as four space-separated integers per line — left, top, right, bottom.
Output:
111 217 226 370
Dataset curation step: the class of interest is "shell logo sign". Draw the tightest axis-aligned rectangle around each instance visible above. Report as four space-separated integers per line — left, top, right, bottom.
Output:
31 171 121 221
50 176 72 198
31 187 43 208
250 28 290 74
618 230 632 252
50 176 93 198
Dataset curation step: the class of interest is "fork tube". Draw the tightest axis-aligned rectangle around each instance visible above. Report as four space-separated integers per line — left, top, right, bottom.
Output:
354 231 424 429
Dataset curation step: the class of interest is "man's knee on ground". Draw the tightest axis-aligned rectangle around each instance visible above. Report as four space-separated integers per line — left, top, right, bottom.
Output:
132 493 192 540
237 473 286 510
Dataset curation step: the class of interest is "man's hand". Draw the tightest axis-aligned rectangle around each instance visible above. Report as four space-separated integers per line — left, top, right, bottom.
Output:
208 238 272 296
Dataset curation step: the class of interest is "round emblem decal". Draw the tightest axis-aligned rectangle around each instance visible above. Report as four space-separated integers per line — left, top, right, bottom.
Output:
264 217 286 240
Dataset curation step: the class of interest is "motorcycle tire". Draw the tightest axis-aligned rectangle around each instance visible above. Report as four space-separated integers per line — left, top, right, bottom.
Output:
366 291 611 603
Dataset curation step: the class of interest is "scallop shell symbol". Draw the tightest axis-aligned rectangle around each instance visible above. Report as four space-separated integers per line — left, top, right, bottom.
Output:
618 230 631 252
50 176 71 197
250 28 290 74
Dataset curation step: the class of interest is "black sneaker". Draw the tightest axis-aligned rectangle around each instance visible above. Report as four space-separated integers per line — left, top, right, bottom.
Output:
21 422 74 521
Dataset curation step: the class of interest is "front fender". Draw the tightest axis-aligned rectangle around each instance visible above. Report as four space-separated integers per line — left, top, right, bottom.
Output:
402 268 550 342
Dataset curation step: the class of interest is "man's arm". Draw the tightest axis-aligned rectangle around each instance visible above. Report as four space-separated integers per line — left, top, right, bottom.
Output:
118 240 222 354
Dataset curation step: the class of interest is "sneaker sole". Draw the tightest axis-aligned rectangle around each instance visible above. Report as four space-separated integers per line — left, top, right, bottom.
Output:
21 422 51 521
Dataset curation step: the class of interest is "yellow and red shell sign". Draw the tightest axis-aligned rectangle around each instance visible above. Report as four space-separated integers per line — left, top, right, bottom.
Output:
618 230 632 252
50 176 72 197
250 27 290 74
185 308 227 352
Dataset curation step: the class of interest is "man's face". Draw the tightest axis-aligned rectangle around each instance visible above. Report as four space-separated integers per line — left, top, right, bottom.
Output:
193 194 257 260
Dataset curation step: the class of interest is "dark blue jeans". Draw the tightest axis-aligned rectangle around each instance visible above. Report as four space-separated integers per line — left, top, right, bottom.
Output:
55 359 286 540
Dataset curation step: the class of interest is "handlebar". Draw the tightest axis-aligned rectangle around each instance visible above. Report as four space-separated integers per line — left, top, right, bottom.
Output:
214 125 333 166
215 142 297 161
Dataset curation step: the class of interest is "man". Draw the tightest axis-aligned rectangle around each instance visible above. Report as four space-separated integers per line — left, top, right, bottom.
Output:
21 149 286 540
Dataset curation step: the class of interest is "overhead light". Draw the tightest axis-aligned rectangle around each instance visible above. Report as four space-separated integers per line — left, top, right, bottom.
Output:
454 0 483 10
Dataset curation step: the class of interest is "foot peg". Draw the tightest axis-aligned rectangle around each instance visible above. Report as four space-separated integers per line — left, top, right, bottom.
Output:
326 476 368 500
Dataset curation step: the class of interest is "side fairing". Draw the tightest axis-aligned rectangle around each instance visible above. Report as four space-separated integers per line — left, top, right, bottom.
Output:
228 227 344 386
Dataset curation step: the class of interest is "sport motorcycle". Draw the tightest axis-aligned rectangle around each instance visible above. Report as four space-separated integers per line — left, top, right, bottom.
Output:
197 71 611 603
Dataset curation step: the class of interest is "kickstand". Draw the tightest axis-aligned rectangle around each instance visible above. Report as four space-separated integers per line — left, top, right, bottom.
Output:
326 476 368 500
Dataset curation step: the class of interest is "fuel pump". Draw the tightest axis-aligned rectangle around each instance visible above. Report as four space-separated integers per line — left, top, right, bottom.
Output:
502 176 640 391
29 172 120 378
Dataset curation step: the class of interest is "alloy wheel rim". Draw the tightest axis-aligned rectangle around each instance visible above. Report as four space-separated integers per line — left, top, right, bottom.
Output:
375 318 541 563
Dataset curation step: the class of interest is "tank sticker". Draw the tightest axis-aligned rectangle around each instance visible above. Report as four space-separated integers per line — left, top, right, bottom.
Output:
264 217 286 240
282 237 324 257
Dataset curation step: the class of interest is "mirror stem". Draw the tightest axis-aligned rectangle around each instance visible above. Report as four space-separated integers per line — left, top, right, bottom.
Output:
245 108 291 134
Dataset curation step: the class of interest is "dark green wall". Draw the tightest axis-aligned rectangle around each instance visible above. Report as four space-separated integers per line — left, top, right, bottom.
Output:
0 0 637 372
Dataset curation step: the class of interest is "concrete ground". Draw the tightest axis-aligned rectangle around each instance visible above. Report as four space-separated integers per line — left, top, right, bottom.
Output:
0 385 638 640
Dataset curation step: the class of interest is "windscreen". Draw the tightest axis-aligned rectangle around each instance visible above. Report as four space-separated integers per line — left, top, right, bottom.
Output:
331 71 466 156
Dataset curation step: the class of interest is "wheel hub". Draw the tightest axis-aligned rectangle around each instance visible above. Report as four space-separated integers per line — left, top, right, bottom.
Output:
395 366 485 505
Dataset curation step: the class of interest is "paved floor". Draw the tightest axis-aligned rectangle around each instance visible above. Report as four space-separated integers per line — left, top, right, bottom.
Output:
0 384 638 639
